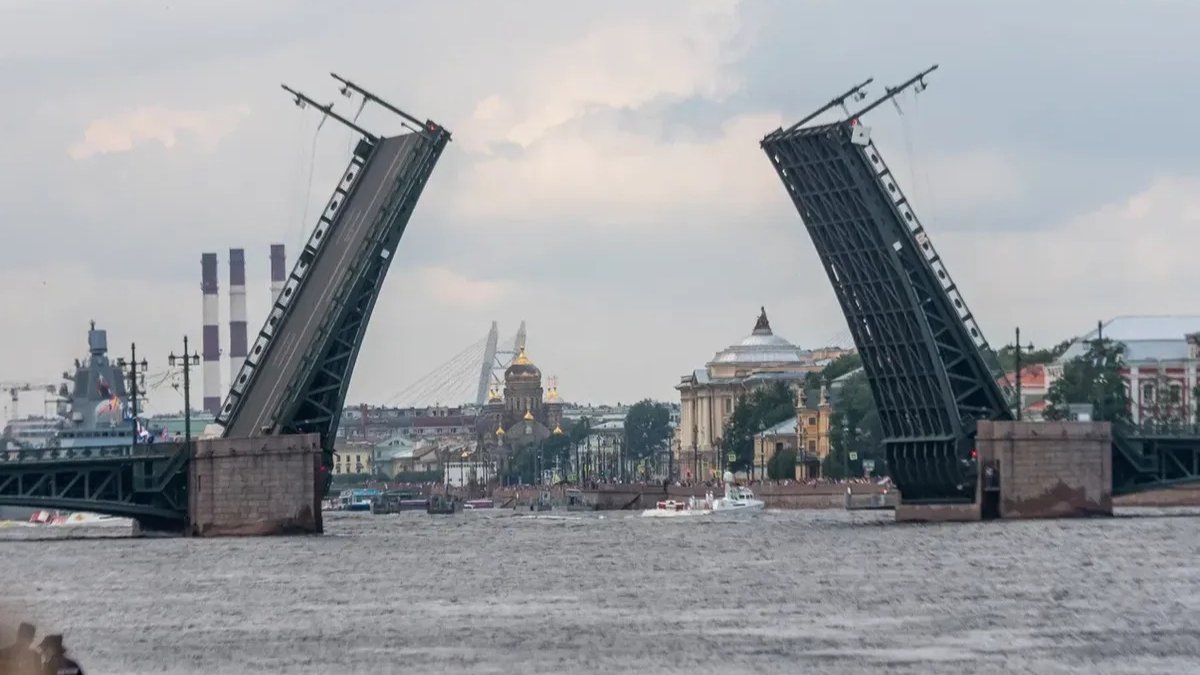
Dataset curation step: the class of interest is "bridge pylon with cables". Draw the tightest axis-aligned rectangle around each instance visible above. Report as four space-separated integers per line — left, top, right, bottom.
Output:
387 321 527 408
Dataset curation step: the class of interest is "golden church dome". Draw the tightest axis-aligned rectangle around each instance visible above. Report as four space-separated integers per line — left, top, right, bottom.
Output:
523 408 534 421
495 423 505 436
552 425 563 435
505 346 541 380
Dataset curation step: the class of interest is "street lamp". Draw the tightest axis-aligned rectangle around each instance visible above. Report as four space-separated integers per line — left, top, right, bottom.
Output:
116 342 147 447
758 422 768 481
841 419 850 479
167 336 201 446
1012 326 1034 421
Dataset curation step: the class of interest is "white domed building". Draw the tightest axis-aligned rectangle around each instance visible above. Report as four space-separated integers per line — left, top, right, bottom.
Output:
676 307 851 479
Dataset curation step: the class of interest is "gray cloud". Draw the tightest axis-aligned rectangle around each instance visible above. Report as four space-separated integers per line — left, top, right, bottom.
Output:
2 0 1198 415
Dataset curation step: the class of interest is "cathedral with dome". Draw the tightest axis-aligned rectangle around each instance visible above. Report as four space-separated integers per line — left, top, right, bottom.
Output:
477 346 565 456
676 307 852 479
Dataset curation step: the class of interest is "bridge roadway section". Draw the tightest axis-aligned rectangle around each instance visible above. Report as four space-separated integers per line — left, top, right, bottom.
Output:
224 134 419 438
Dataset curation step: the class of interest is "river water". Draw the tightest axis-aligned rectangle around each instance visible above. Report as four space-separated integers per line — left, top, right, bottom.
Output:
2 508 1200 674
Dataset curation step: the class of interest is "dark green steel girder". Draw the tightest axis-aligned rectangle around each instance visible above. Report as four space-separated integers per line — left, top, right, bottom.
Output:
0 445 189 524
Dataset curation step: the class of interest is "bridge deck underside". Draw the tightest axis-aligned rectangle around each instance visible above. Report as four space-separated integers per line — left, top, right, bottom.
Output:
763 123 1011 502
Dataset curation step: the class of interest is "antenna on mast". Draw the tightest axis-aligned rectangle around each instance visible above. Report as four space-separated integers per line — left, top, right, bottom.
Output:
280 84 378 142
845 64 938 122
330 73 450 141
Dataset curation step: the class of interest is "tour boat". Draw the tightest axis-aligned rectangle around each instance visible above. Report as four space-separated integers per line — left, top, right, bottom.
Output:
463 498 494 510
642 472 765 517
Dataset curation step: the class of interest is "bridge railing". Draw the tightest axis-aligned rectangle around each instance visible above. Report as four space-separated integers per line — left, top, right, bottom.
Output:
0 442 187 464
1127 421 1200 438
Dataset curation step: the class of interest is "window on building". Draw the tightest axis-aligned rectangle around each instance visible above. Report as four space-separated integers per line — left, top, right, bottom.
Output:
807 440 817 453
1169 383 1183 404
808 416 816 426
1143 382 1155 404
775 442 784 453
724 398 732 413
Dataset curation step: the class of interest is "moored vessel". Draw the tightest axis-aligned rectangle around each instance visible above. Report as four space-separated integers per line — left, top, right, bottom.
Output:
426 493 462 514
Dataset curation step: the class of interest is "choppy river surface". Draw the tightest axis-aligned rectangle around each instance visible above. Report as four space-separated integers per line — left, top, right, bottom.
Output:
2 508 1200 674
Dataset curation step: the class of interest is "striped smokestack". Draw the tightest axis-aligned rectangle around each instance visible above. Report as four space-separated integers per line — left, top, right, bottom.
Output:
201 252 222 415
228 248 248 391
270 244 286 304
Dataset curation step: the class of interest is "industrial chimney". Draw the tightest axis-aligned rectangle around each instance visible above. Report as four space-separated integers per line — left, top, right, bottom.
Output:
201 252 222 415
228 248 248 391
270 244 286 304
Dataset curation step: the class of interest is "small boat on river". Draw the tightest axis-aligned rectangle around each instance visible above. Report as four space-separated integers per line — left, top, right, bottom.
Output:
642 472 764 518
426 494 462 515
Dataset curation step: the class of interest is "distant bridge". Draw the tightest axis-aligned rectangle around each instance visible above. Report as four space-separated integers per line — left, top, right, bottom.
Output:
385 320 527 408
761 66 1200 501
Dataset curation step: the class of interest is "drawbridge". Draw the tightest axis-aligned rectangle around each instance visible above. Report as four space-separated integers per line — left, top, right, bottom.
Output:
216 74 450 474
761 66 1200 502
0 75 451 521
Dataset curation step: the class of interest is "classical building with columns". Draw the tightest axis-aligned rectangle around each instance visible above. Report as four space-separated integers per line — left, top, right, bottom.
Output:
676 307 852 480
1049 316 1200 424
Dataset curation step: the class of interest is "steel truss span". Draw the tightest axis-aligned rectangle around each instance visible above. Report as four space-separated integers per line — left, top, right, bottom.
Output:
761 73 1011 503
0 445 189 526
218 87 451 471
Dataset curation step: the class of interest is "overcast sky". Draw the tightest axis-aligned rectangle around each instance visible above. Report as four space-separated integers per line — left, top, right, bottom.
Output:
2 0 1198 416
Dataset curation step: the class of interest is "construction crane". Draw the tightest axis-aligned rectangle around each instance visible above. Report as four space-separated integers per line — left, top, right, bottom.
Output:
1 382 59 421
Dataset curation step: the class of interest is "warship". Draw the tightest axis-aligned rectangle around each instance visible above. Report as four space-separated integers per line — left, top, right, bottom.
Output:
0 322 154 523
2 322 146 451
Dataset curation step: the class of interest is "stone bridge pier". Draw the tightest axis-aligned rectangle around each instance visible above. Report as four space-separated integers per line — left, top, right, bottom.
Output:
188 434 323 536
896 421 1113 522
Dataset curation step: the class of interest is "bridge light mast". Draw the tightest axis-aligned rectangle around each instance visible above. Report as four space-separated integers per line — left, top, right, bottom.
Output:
168 337 201 446
117 343 148 446
329 73 450 140
280 84 378 142
780 76 875 135
844 64 939 121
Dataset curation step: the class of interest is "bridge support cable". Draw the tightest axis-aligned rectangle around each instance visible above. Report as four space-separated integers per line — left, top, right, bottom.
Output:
761 66 1012 503
385 335 489 408
217 76 452 476
382 325 522 408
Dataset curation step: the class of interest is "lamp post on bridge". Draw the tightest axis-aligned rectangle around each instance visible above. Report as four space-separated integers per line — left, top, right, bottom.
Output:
168 336 201 447
117 343 148 447
1011 326 1034 421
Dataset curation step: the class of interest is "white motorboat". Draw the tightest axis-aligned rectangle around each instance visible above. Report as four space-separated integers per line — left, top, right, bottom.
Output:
642 472 765 517
641 492 715 518
712 479 766 513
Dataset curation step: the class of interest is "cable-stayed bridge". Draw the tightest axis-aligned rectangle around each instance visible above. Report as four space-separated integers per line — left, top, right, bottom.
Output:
385 321 526 408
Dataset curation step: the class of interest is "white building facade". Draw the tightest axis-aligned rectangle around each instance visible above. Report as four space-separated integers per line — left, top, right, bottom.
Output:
1051 316 1200 425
